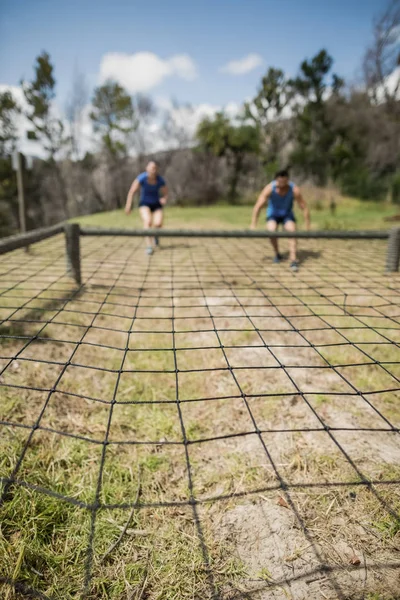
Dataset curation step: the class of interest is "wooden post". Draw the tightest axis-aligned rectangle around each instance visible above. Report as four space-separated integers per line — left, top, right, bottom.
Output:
386 228 400 272
65 223 81 285
16 152 28 252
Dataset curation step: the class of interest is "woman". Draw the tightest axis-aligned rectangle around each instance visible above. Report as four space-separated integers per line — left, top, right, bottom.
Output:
125 160 168 255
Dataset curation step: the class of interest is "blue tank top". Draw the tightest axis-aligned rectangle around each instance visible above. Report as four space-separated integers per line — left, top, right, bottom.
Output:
137 172 166 206
267 181 295 218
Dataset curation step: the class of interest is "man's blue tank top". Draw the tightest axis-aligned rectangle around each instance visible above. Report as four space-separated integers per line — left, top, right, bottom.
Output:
137 172 166 205
267 181 295 218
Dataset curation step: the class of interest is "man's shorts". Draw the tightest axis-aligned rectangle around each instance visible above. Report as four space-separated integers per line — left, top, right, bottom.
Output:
267 212 296 225
139 201 163 213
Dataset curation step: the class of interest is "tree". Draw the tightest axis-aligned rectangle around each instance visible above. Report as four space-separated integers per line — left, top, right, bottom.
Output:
65 67 89 160
90 81 138 209
363 0 400 110
244 67 294 178
22 51 69 160
289 49 344 185
226 123 260 201
0 91 22 236
22 52 71 218
90 81 135 158
161 99 195 152
197 112 260 202
197 112 232 157
124 93 157 171
0 90 21 156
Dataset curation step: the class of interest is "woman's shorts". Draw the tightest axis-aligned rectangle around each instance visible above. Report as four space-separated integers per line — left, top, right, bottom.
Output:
139 202 163 212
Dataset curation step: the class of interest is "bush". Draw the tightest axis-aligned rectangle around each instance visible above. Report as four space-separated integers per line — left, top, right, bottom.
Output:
390 171 400 204
338 167 385 201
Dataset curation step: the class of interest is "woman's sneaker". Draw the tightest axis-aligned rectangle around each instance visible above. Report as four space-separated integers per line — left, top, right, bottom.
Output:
273 253 283 264
146 247 154 255
290 261 299 272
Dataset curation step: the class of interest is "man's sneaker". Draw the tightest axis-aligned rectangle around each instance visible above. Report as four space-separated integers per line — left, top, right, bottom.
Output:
290 261 299 272
273 253 283 264
146 247 154 256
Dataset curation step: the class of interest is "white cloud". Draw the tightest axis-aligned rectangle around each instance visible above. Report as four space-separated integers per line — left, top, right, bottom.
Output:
220 53 263 75
99 51 198 93
149 98 243 152
156 97 241 129
389 24 400 43
379 66 400 100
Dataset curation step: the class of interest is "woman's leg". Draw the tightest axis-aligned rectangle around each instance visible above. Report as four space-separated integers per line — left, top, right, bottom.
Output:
139 206 153 249
152 209 163 246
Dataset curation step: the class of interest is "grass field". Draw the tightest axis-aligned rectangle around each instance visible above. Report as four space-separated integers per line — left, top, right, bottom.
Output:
1 202 400 600
72 189 400 232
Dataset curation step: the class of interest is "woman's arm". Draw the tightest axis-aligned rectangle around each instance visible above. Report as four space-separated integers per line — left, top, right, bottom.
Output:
125 178 140 214
159 185 168 206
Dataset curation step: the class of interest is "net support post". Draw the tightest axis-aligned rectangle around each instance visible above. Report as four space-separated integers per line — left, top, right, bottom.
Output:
386 228 400 273
65 223 81 285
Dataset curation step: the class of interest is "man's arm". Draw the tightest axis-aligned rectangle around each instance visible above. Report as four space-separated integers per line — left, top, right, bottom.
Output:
159 185 168 206
250 183 272 229
125 178 140 214
294 186 310 230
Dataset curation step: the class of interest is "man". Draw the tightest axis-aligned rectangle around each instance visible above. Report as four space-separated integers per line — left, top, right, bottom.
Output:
250 169 310 272
125 160 168 255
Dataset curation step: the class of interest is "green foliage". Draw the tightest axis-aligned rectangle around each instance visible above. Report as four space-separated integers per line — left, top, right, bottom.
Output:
289 49 344 185
229 123 260 155
90 81 136 158
245 67 293 172
197 112 259 201
196 112 231 157
339 166 385 201
390 171 400 204
291 49 334 102
22 51 69 160
0 90 20 156
0 157 17 237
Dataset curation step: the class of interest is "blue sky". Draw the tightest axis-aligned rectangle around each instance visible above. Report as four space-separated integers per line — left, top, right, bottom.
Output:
0 0 384 110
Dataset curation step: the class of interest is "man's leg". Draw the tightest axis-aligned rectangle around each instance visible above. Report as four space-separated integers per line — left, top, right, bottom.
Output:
152 209 163 247
267 219 280 259
284 219 298 270
139 206 153 252
284 219 296 261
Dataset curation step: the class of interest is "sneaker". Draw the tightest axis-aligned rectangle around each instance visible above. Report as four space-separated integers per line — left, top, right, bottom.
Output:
273 253 283 264
154 236 159 247
146 247 154 256
290 261 299 272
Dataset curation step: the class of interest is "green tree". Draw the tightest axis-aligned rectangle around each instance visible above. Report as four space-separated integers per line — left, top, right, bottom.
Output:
22 51 69 160
0 91 21 235
196 112 231 157
244 67 294 179
290 49 344 185
197 112 260 202
22 52 71 218
0 91 21 156
90 81 136 158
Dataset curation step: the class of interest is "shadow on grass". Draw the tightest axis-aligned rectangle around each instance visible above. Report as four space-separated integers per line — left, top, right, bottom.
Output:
0 284 85 340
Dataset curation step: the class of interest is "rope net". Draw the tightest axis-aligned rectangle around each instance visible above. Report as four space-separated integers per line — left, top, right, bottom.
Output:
0 234 400 599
